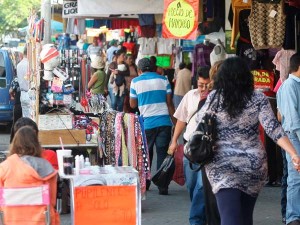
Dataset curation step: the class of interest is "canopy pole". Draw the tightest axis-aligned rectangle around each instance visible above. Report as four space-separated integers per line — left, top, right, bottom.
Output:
41 0 51 44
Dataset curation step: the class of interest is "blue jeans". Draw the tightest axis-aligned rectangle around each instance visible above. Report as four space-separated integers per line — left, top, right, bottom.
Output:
215 188 257 225
183 156 206 225
145 126 172 174
173 94 183 110
281 149 288 221
286 132 300 224
109 87 125 112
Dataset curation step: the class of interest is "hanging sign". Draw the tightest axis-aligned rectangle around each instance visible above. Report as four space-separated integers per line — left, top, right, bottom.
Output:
74 185 137 225
251 69 274 91
63 1 78 18
162 0 199 40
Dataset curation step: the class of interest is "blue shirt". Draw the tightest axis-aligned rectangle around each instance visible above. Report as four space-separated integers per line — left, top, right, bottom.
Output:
277 74 300 132
130 72 173 129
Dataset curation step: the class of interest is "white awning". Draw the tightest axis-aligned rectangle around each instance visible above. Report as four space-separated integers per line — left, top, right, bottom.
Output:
77 0 164 17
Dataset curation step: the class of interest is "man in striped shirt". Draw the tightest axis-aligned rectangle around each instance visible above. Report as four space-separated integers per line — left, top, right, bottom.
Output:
130 58 176 195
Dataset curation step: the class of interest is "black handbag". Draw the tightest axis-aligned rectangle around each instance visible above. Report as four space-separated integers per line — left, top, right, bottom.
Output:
151 155 175 187
184 113 217 170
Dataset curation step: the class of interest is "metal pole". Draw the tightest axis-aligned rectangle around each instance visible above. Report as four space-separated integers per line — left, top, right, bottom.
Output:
41 0 51 44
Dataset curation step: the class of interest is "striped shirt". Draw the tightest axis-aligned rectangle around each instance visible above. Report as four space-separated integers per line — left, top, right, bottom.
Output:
130 72 172 129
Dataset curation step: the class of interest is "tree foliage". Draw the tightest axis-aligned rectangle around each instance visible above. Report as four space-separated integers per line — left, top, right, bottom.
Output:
0 0 40 36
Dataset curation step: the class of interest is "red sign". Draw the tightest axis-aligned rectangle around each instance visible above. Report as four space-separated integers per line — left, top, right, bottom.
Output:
162 0 199 40
251 69 274 91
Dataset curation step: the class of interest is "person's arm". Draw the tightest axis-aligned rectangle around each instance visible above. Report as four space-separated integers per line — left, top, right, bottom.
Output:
277 136 300 171
168 120 186 155
259 94 300 171
166 93 176 126
129 81 138 108
87 73 98 89
130 97 138 109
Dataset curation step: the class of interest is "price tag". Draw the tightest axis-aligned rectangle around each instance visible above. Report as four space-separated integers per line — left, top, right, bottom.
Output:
269 10 277 18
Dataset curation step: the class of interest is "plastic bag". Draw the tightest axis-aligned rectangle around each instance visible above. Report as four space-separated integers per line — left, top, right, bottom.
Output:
172 145 185 186
152 155 175 187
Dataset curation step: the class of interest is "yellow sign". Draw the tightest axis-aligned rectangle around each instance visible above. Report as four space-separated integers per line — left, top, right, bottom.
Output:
164 0 196 38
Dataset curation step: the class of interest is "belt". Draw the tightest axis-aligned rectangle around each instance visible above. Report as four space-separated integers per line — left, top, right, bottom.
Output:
20 90 28 92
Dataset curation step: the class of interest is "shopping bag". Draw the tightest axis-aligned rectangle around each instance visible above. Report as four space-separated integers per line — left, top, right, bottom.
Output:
172 144 185 186
152 155 175 187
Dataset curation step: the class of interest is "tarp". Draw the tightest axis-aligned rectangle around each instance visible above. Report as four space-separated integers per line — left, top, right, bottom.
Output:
18 20 63 34
77 0 164 17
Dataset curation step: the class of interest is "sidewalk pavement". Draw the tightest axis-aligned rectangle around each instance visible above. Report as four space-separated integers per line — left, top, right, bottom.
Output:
0 126 284 225
60 182 283 225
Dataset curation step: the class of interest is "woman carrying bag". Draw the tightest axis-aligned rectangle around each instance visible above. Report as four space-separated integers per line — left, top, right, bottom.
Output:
196 57 300 225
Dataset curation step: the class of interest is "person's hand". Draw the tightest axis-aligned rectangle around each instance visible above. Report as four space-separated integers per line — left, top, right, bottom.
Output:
167 141 178 155
292 155 300 172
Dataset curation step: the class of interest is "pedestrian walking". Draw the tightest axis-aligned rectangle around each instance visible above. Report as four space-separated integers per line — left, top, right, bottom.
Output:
130 58 176 195
277 53 300 225
168 66 211 225
197 57 300 225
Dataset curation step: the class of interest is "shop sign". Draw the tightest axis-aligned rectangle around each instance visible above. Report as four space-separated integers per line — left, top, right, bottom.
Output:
162 0 199 40
251 69 274 91
63 0 78 18
74 186 137 225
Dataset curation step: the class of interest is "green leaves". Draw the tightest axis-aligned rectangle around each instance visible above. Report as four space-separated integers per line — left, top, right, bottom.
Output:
0 0 40 35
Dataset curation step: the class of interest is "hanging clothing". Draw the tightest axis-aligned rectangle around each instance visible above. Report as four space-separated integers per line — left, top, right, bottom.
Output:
99 110 150 195
66 18 86 35
272 49 296 82
283 4 300 50
192 43 214 77
230 0 252 49
157 38 175 55
137 37 156 55
249 0 286 50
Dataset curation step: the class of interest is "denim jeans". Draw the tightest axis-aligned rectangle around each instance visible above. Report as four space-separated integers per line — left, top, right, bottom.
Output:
145 126 172 182
183 156 206 225
281 149 288 221
108 87 125 112
286 132 300 224
173 94 183 110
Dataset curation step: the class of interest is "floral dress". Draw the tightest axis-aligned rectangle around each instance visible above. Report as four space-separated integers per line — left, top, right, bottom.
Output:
196 90 286 197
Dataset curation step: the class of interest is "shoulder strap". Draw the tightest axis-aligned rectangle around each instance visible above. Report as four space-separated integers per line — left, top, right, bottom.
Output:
187 98 206 124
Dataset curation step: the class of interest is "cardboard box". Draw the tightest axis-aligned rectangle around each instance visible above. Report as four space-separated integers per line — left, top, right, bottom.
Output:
39 129 86 145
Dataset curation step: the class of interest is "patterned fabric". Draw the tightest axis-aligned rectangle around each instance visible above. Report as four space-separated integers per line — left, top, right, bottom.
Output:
98 110 150 195
272 49 296 82
196 90 286 197
192 44 214 77
249 0 286 50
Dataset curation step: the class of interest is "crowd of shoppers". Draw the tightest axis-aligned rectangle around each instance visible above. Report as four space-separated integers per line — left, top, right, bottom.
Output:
5 35 300 225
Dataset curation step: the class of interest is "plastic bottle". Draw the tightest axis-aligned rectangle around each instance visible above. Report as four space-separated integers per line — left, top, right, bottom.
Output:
84 157 91 168
79 155 84 169
75 155 80 175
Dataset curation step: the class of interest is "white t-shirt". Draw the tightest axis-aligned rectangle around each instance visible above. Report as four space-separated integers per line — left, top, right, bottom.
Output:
173 89 200 141
157 38 175 55
137 37 156 55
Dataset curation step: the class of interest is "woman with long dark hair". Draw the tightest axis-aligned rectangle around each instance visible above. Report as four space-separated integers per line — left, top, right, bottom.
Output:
196 57 300 225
